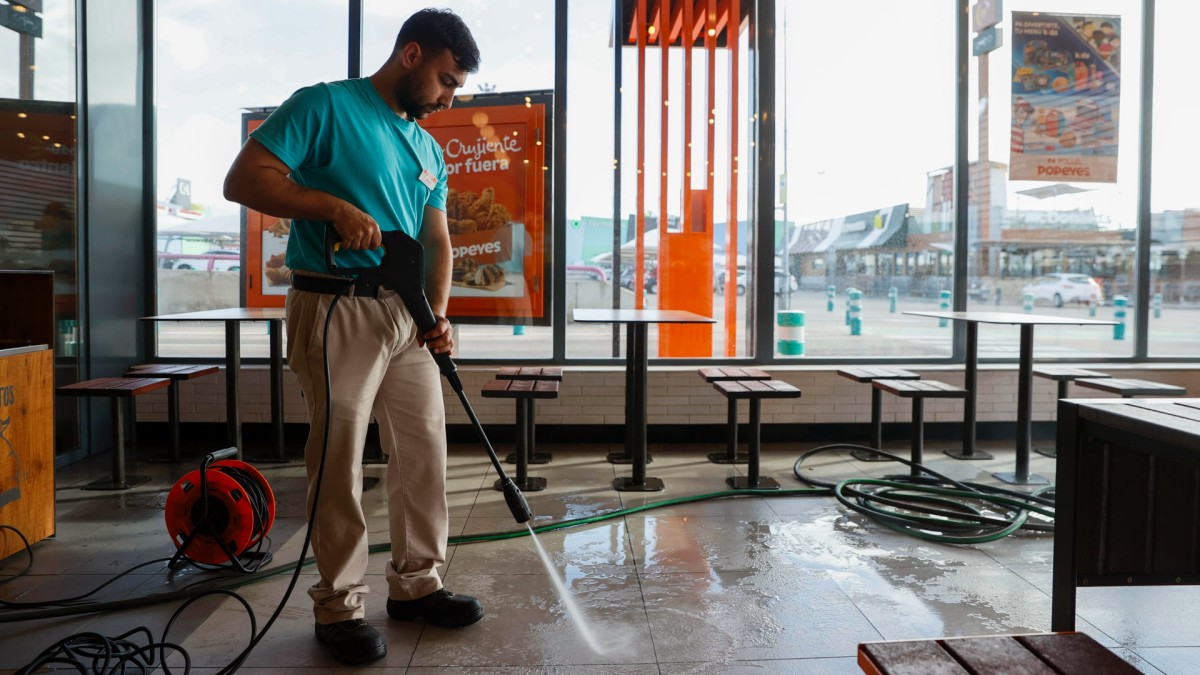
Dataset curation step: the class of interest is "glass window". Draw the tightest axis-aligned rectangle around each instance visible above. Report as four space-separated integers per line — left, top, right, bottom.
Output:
777 1 955 358
364 0 554 359
154 0 346 357
968 1 1139 358
0 1 80 454
1149 1 1199 356
567 1 752 360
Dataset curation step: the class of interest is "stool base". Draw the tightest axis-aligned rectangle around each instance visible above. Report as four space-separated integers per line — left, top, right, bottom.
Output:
507 451 552 465
943 447 994 460
1034 447 1057 458
707 450 750 464
726 476 780 490
495 476 547 492
992 471 1050 486
614 476 664 492
84 475 151 491
607 451 653 465
849 449 894 462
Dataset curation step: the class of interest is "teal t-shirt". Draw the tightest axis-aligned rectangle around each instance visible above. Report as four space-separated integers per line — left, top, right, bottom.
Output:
250 78 447 273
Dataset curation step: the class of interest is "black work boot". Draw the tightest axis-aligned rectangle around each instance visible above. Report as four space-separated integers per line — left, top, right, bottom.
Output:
387 589 484 628
314 619 386 665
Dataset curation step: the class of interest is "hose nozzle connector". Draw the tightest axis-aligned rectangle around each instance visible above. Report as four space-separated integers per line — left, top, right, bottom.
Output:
500 478 533 524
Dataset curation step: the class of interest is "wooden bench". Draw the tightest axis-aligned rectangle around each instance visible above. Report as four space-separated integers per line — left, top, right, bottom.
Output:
496 367 563 465
837 367 921 462
58 377 172 490
126 364 220 463
858 632 1138 674
698 367 771 465
872 379 968 479
1075 377 1187 398
481 378 561 492
711 379 801 489
1032 367 1110 458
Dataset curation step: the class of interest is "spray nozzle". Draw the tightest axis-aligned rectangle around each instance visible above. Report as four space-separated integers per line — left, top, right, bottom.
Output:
500 478 533 524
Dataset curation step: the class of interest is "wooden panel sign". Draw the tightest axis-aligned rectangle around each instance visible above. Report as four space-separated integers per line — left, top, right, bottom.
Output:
0 347 55 560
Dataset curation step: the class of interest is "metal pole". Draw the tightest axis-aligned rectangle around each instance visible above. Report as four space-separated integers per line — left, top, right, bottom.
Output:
1134 0 1155 359
612 0 623 356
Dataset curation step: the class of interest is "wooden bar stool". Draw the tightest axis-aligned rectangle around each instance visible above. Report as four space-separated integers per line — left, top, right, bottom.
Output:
698 367 771 464
1032 367 1110 458
711 379 801 489
858 632 1138 674
871 379 968 479
836 367 920 462
1075 377 1187 398
496 367 563 465
126 364 220 463
58 377 171 490
481 378 560 492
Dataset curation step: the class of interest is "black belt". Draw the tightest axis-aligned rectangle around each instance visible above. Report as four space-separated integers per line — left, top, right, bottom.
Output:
292 274 385 299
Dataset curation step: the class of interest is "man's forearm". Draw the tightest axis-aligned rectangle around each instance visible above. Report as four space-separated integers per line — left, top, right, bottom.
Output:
424 239 452 316
225 167 350 224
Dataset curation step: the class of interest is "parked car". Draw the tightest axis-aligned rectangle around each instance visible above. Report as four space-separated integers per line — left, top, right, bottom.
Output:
160 249 241 272
715 269 798 296
1021 273 1102 307
620 265 657 294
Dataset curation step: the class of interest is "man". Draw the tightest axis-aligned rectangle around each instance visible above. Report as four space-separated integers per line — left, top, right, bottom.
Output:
223 8 480 666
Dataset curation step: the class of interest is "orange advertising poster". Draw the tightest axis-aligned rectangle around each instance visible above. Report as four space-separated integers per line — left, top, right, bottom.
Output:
242 93 550 321
421 94 550 324
242 114 292 308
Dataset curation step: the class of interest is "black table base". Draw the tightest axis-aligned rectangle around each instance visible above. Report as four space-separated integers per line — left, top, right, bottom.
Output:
614 476 664 492
993 470 1050 485
943 447 995 460
607 450 654 464
707 451 748 464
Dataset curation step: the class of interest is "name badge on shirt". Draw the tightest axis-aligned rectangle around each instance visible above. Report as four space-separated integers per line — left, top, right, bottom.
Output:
418 169 437 190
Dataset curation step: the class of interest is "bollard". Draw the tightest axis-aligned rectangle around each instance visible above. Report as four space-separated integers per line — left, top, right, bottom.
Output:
1153 292 1162 319
1113 295 1127 340
777 310 805 356
513 325 525 336
938 290 951 327
849 289 863 336
845 289 852 326
1088 297 1097 317
1023 292 1034 313
827 285 836 312
889 286 898 313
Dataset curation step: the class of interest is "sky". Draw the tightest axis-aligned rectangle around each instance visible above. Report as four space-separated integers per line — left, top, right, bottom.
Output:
3 0 1198 233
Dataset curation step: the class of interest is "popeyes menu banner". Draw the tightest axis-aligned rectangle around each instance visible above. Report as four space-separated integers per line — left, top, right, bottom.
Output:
242 112 293 308
1010 12 1121 183
421 92 550 324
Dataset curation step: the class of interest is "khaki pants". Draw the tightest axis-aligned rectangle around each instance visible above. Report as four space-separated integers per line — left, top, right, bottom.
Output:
286 286 448 624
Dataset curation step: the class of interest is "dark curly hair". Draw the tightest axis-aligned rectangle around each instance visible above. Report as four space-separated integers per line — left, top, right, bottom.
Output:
396 8 481 74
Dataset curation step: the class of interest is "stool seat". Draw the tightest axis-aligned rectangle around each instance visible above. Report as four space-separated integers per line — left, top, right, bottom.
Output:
872 379 966 479
482 379 560 398
859 632 1137 675
58 377 171 490
700 367 772 465
496 366 563 381
713 379 801 489
124 364 220 463
1032 368 1109 459
698 367 771 382
1075 378 1186 398
127 363 220 380
59 377 171 397
837 367 921 462
872 379 967 398
835 366 920 383
1033 367 1110 381
482 377 560 492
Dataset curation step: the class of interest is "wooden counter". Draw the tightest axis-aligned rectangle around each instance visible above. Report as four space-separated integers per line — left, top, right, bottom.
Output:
0 345 55 560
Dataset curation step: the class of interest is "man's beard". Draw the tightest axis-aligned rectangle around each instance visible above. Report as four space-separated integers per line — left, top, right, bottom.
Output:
395 74 441 119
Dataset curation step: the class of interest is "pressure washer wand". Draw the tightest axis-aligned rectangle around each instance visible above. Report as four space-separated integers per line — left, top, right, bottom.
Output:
325 228 533 524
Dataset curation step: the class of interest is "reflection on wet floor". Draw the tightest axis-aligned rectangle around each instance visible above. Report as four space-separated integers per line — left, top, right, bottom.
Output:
2 441 1197 673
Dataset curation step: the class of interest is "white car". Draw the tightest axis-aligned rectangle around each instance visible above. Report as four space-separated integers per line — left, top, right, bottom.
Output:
715 269 798 296
1022 273 1102 307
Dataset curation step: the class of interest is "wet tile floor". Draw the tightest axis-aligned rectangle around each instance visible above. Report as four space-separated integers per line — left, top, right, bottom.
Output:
2 439 1199 674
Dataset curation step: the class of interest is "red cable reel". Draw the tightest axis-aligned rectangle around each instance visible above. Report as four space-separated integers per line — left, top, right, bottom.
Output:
164 460 276 565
